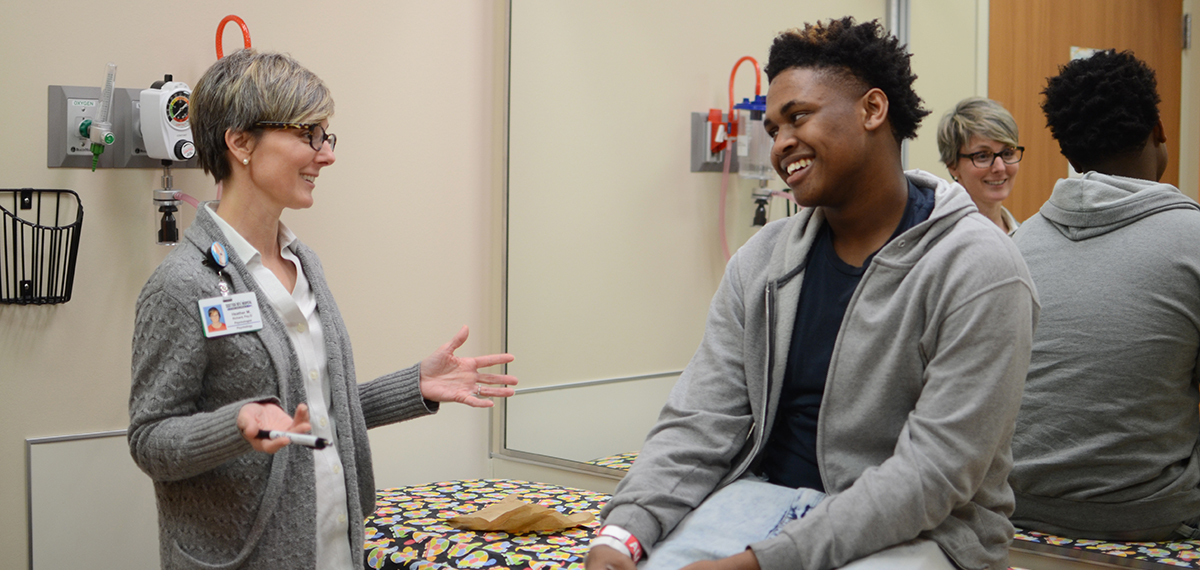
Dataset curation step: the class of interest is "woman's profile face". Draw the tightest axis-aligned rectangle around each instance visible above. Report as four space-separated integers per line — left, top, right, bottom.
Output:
246 120 336 211
947 134 1019 207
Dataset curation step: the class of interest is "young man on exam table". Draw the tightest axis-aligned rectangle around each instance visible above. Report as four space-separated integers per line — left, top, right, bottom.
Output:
587 17 1037 570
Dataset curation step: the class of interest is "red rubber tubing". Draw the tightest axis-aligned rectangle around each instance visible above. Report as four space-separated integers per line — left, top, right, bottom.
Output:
216 15 252 59
727 56 761 136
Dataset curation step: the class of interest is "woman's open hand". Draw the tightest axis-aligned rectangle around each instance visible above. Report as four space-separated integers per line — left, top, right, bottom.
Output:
419 325 517 407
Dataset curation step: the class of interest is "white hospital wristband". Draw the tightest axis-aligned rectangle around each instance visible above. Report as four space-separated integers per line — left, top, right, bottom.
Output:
595 524 644 562
590 535 632 559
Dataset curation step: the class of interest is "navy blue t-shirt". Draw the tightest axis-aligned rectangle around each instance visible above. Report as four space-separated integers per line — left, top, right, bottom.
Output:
758 180 934 491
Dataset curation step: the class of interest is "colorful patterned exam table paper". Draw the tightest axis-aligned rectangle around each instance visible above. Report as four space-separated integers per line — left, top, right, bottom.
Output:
363 471 1200 570
365 479 606 570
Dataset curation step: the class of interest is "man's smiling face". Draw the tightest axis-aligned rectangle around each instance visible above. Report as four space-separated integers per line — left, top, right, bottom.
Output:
764 67 874 209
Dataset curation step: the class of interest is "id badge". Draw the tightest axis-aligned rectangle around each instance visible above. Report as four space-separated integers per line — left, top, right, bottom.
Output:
198 292 264 338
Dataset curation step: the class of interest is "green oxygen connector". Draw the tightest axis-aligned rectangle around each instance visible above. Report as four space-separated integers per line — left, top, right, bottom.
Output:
79 118 114 171
90 143 104 171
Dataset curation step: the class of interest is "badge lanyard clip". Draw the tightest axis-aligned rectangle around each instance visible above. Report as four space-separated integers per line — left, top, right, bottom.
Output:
207 242 233 301
217 276 232 301
198 241 264 338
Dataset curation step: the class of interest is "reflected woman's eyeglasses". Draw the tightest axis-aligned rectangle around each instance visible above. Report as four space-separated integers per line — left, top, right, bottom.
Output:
959 146 1024 168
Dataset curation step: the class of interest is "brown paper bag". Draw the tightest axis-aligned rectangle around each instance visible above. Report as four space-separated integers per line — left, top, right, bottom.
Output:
448 493 594 533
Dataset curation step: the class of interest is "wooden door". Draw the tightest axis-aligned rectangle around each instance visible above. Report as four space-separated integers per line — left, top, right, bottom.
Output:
989 0 1183 222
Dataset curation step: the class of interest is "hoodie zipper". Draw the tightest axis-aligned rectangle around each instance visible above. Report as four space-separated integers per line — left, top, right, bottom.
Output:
763 280 777 446
731 281 778 481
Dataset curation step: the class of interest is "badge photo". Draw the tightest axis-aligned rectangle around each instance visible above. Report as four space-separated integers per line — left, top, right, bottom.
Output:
198 292 263 338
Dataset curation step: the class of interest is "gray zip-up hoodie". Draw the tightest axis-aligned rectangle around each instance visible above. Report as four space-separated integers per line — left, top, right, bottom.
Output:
1010 172 1200 537
602 170 1038 570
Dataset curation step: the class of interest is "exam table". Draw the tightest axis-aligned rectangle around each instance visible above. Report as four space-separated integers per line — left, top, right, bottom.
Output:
363 456 1200 570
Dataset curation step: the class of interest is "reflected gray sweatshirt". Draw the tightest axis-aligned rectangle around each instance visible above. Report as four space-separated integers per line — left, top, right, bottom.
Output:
1011 172 1200 536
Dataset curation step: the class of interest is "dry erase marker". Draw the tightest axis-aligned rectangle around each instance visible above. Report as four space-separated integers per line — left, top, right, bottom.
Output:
255 430 329 450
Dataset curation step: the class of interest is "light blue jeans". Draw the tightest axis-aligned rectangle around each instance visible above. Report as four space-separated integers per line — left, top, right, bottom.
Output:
640 476 954 570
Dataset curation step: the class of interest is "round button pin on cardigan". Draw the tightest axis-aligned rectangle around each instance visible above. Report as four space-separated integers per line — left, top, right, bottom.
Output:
209 242 228 268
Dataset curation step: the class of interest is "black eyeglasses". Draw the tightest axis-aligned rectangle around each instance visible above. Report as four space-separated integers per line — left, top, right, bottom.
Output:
959 146 1023 168
254 121 337 151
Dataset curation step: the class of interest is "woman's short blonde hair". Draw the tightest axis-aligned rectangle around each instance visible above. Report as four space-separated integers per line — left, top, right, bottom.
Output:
190 49 334 182
936 97 1018 167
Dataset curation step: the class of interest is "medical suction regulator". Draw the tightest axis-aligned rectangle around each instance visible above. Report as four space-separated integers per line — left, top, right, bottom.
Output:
141 75 196 162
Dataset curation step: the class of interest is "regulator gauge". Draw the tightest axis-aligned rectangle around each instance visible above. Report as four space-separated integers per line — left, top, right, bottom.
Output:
166 91 190 126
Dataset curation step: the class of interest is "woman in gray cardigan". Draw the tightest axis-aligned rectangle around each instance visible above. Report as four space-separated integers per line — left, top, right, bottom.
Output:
128 49 516 570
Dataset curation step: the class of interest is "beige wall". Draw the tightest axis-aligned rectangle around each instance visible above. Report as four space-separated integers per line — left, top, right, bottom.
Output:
908 0 988 176
0 1 504 567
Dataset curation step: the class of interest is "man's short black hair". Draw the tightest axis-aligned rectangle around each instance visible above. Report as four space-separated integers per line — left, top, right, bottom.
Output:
764 17 929 143
1041 50 1161 166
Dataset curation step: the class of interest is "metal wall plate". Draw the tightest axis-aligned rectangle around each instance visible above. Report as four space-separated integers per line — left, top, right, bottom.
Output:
47 85 199 169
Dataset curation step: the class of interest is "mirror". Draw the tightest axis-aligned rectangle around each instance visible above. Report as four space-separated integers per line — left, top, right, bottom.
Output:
499 1 1192 491
499 0 892 477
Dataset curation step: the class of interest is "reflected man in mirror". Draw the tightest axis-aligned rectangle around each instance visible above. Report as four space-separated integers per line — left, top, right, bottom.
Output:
1010 50 1200 541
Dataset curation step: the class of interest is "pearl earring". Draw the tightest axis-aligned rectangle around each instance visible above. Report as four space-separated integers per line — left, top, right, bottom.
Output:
242 158 249 165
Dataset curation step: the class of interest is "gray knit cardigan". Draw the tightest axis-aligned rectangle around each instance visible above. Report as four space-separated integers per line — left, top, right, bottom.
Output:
129 204 435 569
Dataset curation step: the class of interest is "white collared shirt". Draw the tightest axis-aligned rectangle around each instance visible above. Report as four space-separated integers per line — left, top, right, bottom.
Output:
208 204 355 570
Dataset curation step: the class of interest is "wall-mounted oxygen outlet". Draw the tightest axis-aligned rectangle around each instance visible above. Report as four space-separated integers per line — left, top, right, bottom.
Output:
66 98 97 157
47 86 107 168
46 85 200 169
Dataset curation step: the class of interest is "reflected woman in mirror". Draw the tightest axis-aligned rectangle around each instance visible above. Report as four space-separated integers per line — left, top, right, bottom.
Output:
937 97 1024 235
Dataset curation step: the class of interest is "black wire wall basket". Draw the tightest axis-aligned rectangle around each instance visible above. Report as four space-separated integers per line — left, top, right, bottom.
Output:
1 189 84 304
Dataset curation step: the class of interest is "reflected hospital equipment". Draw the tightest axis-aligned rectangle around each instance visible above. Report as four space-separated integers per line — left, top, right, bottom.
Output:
692 56 798 261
